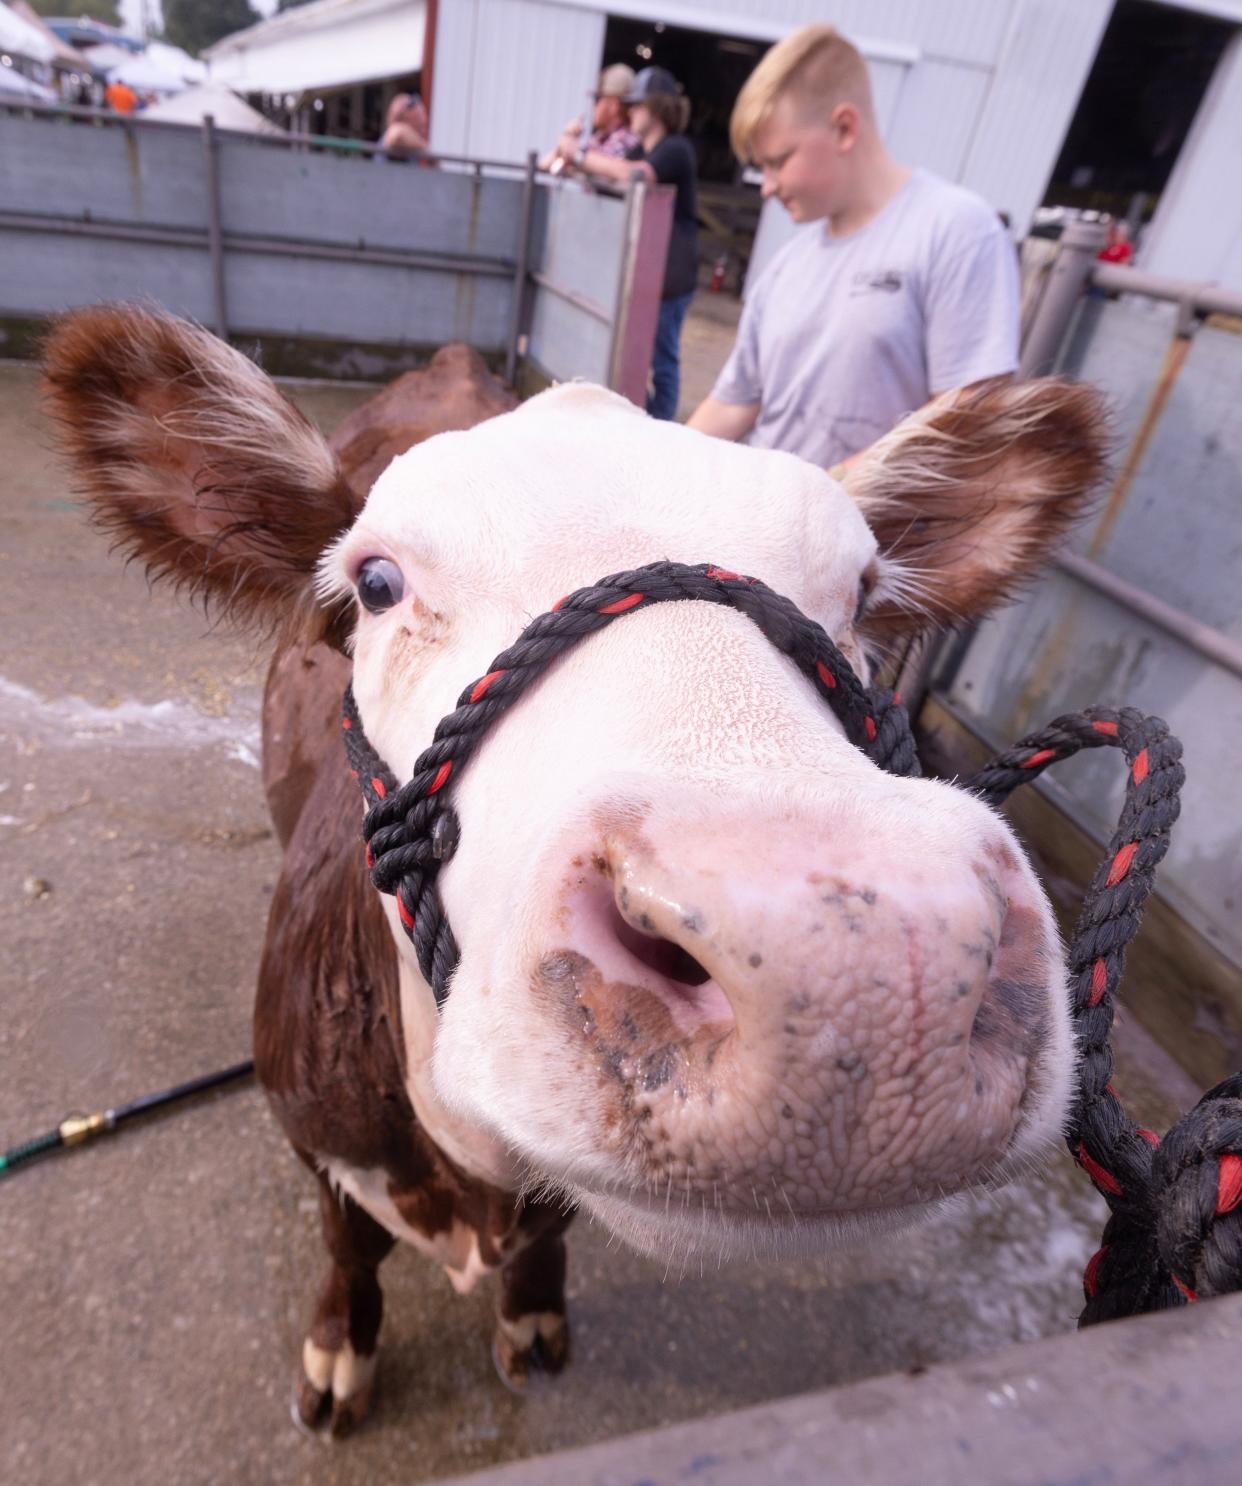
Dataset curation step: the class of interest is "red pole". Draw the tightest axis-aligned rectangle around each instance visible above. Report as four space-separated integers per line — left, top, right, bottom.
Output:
422 0 439 122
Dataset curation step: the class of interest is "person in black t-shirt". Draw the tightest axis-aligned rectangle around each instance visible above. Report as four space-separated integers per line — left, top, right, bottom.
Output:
554 66 699 421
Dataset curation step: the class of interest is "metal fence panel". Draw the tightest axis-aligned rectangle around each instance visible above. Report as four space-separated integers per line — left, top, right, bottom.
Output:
1 110 667 402
1061 299 1242 635
0 114 211 230
940 294 1242 965
2 230 217 325
0 114 521 356
525 184 628 386
222 251 513 350
215 135 523 263
527 284 612 386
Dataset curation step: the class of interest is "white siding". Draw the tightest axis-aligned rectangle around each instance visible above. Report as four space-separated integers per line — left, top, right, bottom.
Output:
1172 0 1242 20
1140 31 1242 291
560 0 1015 68
430 0 604 161
887 57 994 183
959 0 1114 233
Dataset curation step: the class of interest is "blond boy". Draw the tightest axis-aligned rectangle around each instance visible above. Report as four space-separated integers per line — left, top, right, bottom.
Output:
689 26 1017 470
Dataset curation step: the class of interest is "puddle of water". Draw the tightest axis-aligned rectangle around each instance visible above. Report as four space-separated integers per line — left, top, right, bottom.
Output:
0 676 261 762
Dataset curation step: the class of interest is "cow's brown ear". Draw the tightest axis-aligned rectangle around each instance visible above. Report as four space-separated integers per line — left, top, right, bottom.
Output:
42 303 358 641
845 378 1109 647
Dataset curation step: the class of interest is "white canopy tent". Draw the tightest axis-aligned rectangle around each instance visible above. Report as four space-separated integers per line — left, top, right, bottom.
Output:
81 42 133 75
204 0 423 96
108 52 186 94
0 3 57 64
144 41 207 87
144 82 287 136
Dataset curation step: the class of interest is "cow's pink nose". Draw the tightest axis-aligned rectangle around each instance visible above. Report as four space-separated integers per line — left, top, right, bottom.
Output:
527 798 1062 1218
561 854 736 1034
555 809 1034 1061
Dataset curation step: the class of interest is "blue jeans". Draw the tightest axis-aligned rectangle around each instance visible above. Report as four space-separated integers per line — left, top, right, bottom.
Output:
647 291 694 421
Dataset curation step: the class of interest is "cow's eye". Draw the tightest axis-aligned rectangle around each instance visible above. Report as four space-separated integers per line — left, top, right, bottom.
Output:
356 557 405 613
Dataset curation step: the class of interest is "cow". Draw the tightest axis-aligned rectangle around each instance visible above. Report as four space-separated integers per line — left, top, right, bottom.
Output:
44 304 1105 1436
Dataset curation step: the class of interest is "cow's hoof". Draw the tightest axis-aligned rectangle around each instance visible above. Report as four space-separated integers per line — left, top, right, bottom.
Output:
491 1314 570 1393
294 1371 330 1431
296 1338 377 1436
537 1315 571 1374
492 1329 531 1393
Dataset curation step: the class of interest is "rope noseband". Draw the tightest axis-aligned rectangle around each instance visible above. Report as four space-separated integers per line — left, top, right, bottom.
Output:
341 559 1242 1323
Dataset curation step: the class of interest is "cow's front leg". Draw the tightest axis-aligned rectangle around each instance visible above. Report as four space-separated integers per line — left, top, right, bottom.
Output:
296 1170 396 1437
492 1228 570 1392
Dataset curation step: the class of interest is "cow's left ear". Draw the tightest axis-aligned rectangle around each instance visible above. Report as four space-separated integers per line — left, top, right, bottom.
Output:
42 303 359 648
845 377 1108 646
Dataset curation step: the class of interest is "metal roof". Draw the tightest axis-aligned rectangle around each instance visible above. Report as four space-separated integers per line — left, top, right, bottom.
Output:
203 0 424 95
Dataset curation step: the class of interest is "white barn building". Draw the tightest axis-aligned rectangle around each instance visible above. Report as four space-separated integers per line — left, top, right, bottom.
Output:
209 0 1242 290
428 0 1242 289
432 0 1109 237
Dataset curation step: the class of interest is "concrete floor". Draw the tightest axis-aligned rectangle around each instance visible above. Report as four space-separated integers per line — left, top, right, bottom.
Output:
675 287 743 421
0 353 1197 1486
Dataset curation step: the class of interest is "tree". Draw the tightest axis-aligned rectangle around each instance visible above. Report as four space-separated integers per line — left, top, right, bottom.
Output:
27 0 122 24
161 0 261 57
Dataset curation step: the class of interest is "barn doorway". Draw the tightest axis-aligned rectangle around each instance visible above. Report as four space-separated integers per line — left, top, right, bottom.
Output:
1043 0 1235 225
601 15 768 185
601 15 772 292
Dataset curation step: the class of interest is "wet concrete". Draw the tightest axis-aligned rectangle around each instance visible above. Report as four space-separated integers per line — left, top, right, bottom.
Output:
0 360 1196 1485
676 289 742 422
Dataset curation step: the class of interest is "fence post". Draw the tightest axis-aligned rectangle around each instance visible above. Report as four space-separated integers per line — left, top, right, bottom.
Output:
606 180 671 405
201 114 229 340
1018 219 1109 378
504 151 537 387
606 178 642 391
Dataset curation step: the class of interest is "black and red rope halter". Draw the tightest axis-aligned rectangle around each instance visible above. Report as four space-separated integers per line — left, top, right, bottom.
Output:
340 559 1242 1325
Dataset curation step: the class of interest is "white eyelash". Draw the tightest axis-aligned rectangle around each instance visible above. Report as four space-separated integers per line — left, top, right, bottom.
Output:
314 530 357 609
869 553 932 620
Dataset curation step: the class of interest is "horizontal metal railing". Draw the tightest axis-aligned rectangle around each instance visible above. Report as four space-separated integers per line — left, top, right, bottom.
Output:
0 96 540 174
1091 261 1242 319
1054 550 1242 682
0 209 517 279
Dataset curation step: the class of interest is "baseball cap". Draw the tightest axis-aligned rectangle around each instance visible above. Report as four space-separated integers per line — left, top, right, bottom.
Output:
623 66 683 103
597 63 636 99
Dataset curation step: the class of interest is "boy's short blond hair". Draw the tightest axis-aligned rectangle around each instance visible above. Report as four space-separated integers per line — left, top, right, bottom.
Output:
730 24 873 161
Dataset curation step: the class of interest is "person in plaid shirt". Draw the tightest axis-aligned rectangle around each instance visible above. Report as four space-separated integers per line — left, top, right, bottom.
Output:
541 64 642 171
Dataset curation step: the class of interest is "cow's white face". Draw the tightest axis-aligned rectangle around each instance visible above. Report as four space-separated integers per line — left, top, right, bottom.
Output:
324 384 1075 1260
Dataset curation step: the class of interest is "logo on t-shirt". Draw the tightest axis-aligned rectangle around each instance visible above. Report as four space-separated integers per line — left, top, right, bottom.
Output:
850 269 904 296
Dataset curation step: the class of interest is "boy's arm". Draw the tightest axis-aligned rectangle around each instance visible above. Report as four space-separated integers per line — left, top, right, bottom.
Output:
687 397 761 441
690 280 766 441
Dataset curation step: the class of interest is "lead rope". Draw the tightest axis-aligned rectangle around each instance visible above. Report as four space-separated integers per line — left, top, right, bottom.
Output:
969 710 1242 1319
342 560 1242 1323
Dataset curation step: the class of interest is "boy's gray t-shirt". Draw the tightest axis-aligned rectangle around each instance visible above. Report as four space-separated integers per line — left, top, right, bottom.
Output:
711 169 1018 469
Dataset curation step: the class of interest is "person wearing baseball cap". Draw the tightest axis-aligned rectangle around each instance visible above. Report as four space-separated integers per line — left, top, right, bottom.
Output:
555 65 699 420
541 63 642 172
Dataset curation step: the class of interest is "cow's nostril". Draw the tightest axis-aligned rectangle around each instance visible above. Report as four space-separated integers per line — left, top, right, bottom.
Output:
606 899 712 987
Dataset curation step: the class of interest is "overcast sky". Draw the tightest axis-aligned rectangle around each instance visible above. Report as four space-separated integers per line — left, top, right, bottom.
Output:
117 0 279 40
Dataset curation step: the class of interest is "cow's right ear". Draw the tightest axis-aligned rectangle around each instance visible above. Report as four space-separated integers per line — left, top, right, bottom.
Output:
843 377 1108 648
42 303 358 643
